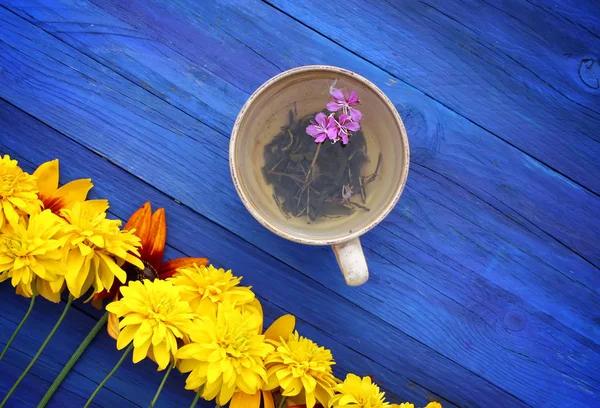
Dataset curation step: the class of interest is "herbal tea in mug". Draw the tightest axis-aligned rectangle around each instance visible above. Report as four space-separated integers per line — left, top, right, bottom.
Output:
230 66 409 285
262 87 381 224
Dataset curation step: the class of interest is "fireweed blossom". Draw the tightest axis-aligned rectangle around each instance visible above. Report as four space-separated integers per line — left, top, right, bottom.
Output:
334 114 360 145
327 88 362 122
306 112 338 143
307 88 363 144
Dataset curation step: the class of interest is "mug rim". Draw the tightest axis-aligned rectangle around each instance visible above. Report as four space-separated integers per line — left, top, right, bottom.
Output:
229 65 410 246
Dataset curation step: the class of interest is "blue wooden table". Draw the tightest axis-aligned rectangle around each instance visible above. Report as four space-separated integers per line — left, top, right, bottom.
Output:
1 1 599 407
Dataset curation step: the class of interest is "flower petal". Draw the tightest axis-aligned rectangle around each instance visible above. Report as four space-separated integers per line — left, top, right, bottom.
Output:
331 88 344 102
32 159 59 196
262 391 274 408
326 101 341 112
326 127 339 141
306 124 320 137
348 90 360 106
350 108 362 122
159 257 208 279
314 133 327 143
123 203 152 256
315 112 327 127
54 179 93 209
230 391 261 408
264 314 296 342
346 121 360 132
145 208 166 270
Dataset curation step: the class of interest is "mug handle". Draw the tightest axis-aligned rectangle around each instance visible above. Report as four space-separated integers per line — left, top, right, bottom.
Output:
332 238 369 286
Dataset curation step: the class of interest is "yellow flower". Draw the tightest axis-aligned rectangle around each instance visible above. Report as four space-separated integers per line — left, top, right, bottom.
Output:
0 155 41 229
329 374 389 408
33 159 93 214
60 200 144 298
176 301 273 406
230 308 297 408
265 331 338 408
169 263 255 316
0 210 67 302
391 402 442 408
106 279 195 370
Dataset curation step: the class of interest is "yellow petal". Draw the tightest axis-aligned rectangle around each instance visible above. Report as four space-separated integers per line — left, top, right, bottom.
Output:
99 252 127 284
264 315 295 341
132 338 151 363
153 341 170 370
82 199 110 215
3 200 20 228
108 312 120 340
117 324 138 350
54 179 93 208
33 159 59 196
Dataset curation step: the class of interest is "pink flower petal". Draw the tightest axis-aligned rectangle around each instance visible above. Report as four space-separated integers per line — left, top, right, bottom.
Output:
315 112 327 127
338 114 351 124
331 88 344 102
314 133 327 143
350 108 362 122
346 121 360 132
347 91 360 106
326 102 341 112
306 124 320 136
339 132 349 145
326 127 339 141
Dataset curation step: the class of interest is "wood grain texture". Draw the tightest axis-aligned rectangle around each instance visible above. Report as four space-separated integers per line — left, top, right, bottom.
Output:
0 0 599 407
269 0 600 193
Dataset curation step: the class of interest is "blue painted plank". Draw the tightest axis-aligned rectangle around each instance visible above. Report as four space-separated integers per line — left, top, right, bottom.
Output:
0 102 459 407
527 0 600 36
266 0 600 194
0 3 596 408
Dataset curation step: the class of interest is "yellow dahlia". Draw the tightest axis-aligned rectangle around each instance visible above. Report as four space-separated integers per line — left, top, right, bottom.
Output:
0 209 67 302
60 200 144 298
33 159 93 214
106 279 195 370
0 154 41 229
391 402 442 408
176 301 273 406
230 309 297 408
169 263 255 316
265 331 338 408
329 374 389 408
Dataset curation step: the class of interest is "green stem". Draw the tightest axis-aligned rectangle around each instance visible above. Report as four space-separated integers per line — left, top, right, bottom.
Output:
1 294 73 408
83 343 133 408
37 312 109 408
189 386 203 408
149 361 174 407
0 280 37 361
278 396 287 408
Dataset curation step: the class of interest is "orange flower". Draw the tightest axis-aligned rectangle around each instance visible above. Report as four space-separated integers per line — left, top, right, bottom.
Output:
93 202 208 338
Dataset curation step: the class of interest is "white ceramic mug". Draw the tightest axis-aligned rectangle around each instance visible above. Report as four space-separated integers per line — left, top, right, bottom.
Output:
230 66 409 286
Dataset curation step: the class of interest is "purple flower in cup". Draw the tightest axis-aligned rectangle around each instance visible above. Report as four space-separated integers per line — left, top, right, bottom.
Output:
334 114 360 145
327 88 363 122
306 112 337 143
